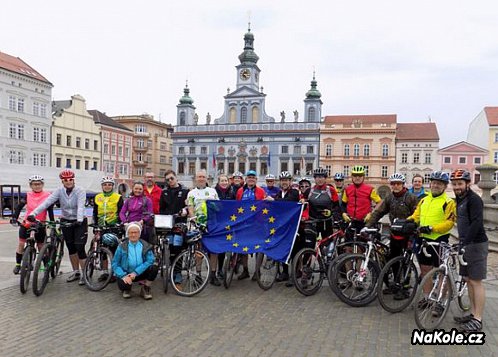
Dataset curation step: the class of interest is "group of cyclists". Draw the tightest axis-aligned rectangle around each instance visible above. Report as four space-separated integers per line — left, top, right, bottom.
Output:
10 164 488 333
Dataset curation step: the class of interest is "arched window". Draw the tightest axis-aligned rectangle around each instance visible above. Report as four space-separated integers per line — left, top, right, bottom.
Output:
252 106 259 123
363 144 370 157
229 107 236 123
179 111 186 126
308 107 315 122
353 144 360 157
240 107 247 123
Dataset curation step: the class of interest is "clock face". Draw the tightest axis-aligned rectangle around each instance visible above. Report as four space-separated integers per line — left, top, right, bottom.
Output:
240 69 251 80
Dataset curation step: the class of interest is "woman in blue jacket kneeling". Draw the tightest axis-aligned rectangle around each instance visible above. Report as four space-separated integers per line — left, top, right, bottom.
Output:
112 222 158 299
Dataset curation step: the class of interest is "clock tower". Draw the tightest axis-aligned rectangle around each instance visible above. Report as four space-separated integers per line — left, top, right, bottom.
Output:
235 25 260 91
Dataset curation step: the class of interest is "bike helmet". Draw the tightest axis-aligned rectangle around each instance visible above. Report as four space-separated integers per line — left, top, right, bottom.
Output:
232 171 243 178
101 232 119 247
298 177 311 185
101 176 115 185
388 173 406 183
429 170 450 184
351 165 365 175
450 169 471 182
313 167 328 177
29 175 44 183
246 170 257 177
333 173 345 181
279 171 292 180
265 174 276 180
59 169 75 179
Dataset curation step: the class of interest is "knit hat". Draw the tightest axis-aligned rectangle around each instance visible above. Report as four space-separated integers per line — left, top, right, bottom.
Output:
126 222 142 237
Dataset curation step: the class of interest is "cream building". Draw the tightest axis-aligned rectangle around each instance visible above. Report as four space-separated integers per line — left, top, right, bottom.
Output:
320 114 397 186
112 114 173 183
52 94 101 171
467 106 498 166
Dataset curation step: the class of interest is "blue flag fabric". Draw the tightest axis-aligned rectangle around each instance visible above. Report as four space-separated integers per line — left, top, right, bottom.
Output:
203 200 303 263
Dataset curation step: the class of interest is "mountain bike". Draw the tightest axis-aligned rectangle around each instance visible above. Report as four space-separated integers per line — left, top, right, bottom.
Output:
222 251 241 289
16 220 43 294
413 241 469 330
254 253 279 290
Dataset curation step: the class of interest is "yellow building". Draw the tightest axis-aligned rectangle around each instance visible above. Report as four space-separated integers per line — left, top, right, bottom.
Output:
112 114 173 183
467 107 498 165
51 94 101 171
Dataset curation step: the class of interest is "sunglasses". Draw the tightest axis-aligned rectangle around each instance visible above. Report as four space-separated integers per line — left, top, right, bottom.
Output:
102 183 114 186
62 178 74 182
166 177 176 181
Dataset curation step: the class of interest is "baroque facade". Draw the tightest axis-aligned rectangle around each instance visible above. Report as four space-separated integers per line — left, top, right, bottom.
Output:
172 28 321 185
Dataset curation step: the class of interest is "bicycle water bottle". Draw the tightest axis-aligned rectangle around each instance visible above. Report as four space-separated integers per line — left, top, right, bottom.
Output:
326 241 335 258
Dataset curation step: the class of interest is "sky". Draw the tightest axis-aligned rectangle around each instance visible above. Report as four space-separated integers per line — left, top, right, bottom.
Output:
1 0 497 147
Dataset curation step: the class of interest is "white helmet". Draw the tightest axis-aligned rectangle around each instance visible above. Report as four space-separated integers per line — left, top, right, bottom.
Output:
101 176 115 185
29 175 44 183
388 173 406 183
265 174 276 180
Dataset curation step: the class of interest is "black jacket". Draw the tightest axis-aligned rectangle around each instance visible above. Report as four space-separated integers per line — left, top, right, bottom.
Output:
215 184 236 200
456 189 488 246
159 184 189 216
275 188 300 202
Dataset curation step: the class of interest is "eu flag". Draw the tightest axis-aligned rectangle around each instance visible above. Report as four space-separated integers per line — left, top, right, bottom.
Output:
202 200 303 263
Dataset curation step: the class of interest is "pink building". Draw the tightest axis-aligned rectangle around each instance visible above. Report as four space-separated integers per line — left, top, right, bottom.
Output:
438 141 488 183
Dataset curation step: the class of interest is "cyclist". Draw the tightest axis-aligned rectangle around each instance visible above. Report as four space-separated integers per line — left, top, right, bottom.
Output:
236 170 267 280
144 172 162 215
263 174 280 198
450 169 488 332
408 174 427 201
298 177 311 196
92 176 123 282
231 171 244 194
341 165 382 235
11 175 54 274
112 222 157 300
274 171 300 283
119 181 153 243
215 174 236 200
28 169 88 285
333 173 346 205
407 170 456 316
187 169 220 286
365 173 418 298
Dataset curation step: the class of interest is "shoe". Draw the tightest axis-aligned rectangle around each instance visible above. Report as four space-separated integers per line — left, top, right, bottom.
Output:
251 272 258 281
276 272 289 282
238 269 250 280
66 271 81 282
109 276 117 283
461 318 482 333
122 290 131 299
78 276 86 286
432 303 444 317
382 286 394 295
140 286 153 300
13 264 21 275
216 271 224 280
98 273 109 282
393 289 410 301
210 272 221 286
417 298 429 310
454 314 474 324
285 278 294 287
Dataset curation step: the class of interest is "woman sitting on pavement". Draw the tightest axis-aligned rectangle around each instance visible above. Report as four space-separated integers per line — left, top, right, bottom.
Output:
112 222 158 300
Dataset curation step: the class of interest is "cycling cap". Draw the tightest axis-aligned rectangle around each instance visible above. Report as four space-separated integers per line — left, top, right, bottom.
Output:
246 170 257 177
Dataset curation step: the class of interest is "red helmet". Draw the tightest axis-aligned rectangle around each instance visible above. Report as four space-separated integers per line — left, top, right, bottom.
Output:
59 169 75 180
450 169 471 182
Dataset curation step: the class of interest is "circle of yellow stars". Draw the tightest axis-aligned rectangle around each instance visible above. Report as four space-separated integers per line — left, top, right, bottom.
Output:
224 204 276 252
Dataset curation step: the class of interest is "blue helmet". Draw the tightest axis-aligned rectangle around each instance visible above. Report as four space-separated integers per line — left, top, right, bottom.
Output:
429 171 450 184
101 232 119 247
333 173 345 180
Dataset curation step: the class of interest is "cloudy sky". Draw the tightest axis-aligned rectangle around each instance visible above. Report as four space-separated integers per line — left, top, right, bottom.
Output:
1 0 497 147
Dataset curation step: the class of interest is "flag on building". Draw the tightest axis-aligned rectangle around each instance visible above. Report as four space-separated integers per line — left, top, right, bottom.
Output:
267 150 271 167
212 152 216 168
202 200 303 263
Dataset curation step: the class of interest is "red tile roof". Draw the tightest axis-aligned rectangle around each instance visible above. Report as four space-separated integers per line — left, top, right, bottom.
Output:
323 114 397 125
0 51 51 84
396 122 439 140
484 107 498 126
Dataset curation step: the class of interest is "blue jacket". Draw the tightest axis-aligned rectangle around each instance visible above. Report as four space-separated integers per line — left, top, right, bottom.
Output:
112 239 154 278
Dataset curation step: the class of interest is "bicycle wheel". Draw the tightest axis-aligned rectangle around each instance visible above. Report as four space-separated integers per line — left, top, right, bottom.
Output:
456 278 470 312
83 246 113 291
20 246 35 294
377 255 419 313
50 236 64 279
292 248 325 296
255 253 278 291
33 243 54 296
414 267 453 330
222 252 236 289
170 247 210 297
161 242 170 294
329 253 380 307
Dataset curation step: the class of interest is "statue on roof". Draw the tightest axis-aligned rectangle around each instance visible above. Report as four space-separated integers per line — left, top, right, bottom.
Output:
194 113 198 125
280 111 285 123
293 110 299 122
206 112 211 125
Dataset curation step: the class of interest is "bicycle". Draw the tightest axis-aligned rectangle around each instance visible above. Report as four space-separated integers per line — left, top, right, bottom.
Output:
413 241 469 330
254 253 279 290
32 220 71 296
328 226 390 307
84 223 123 291
169 219 210 297
222 251 241 289
15 220 43 294
154 214 182 294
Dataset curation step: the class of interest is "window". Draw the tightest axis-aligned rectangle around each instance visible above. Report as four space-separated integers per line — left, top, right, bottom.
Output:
66 136 72 147
137 167 144 176
104 144 109 154
148 140 152 149
135 124 147 133
308 107 315 122
281 162 288 173
325 144 332 157
381 166 388 178
33 153 39 166
307 146 314 154
293 146 301 155
413 152 420 164
93 161 98 170
201 147 207 155
260 162 268 175
85 138 90 149
94 140 98 151
10 123 24 139
118 146 123 156
17 98 24 112
344 144 350 157
425 153 431 164
33 102 40 116
189 147 195 155
40 104 47 118
125 147 130 157
56 157 62 168
281 146 288 154
238 162 246 173
325 165 332 176
217 162 225 174
119 164 128 175
494 151 498 164
353 144 360 157
179 112 186 126
178 162 185 174
9 96 16 111
178 147 185 155
474 157 481 164
293 161 300 175
40 128 47 143
76 160 81 170
495 132 498 143
306 163 313 175
200 162 207 170
56 133 62 145
458 157 466 164
363 144 370 157
33 128 40 142
401 153 408 164
111 145 116 155
343 165 350 177
249 162 256 171
228 162 235 174
160 156 166 164
76 137 81 148
364 166 370 177
382 144 389 157
188 162 196 175
240 107 247 123
137 139 145 148
424 173 431 184
136 153 143 161
444 156 451 164
17 124 24 140
85 160 89 170
9 150 24 165
160 143 166 151
66 159 71 168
